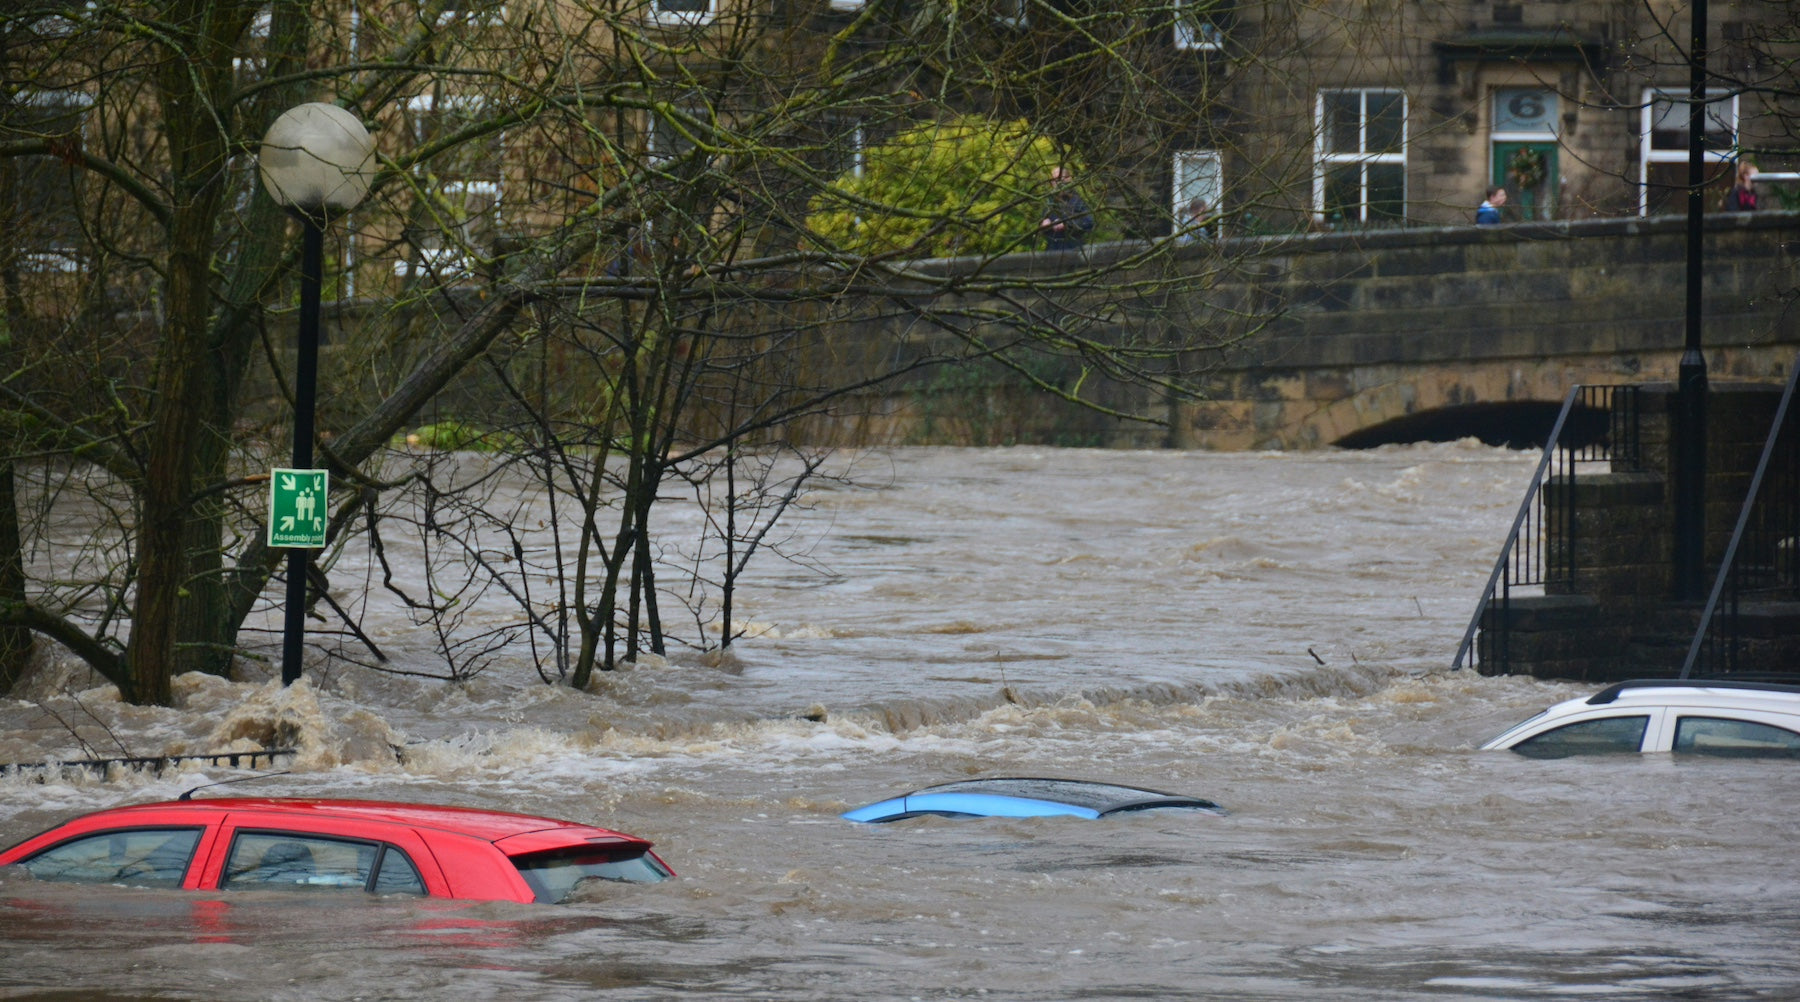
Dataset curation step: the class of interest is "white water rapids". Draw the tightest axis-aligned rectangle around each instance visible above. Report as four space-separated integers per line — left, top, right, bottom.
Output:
2 443 1796 1000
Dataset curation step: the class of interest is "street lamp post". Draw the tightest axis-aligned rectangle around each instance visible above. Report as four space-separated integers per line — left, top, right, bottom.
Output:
257 103 375 686
1675 0 1709 600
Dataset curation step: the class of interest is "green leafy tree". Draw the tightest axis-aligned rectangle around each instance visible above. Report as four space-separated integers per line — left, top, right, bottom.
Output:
807 115 1090 259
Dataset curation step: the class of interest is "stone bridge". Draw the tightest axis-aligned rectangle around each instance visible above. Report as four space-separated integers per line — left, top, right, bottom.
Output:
1170 211 1800 451
822 211 1800 451
299 211 1799 454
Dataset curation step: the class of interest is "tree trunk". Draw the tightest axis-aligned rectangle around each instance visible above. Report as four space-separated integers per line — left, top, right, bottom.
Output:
177 196 291 679
125 22 236 705
0 464 34 694
0 67 34 693
127 218 210 705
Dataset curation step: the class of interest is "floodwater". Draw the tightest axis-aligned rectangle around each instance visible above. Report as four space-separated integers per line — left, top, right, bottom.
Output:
3 444 1797 1000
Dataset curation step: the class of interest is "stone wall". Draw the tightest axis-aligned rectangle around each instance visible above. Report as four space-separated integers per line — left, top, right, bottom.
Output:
283 211 1800 453
797 210 1800 450
1174 211 1800 449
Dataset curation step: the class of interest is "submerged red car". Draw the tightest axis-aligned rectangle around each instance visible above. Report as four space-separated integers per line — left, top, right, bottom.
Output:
0 797 672 904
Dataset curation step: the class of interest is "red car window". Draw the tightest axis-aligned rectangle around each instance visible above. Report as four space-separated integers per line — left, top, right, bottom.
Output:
372 846 426 895
223 832 374 890
510 847 673 903
212 811 449 897
12 827 202 888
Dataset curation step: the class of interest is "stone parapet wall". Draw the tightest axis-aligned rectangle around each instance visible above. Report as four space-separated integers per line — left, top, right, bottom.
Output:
1544 472 1670 601
801 211 1799 450
1479 595 1627 683
272 212 1800 453
1176 211 1800 449
1633 383 1788 573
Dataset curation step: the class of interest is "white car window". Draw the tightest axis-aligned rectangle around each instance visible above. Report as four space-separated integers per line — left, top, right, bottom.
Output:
1511 715 1649 758
1672 716 1800 758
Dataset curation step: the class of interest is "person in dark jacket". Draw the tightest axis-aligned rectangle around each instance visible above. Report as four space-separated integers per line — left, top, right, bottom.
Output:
1476 186 1506 225
1175 196 1212 244
1725 160 1759 211
1040 166 1094 250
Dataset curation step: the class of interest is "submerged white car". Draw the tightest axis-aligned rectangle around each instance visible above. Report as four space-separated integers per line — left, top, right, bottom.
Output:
1482 679 1800 758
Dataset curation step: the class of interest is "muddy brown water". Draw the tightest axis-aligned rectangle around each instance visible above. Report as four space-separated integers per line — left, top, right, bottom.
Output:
3 444 1795 999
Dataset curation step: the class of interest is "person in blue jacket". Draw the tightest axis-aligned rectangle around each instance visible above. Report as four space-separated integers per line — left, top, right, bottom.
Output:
1476 186 1506 225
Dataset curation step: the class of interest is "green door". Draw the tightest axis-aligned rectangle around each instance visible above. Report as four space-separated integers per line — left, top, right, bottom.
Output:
1492 142 1558 221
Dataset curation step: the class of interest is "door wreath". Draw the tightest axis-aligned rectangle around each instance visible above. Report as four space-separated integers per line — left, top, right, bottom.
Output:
1507 147 1547 191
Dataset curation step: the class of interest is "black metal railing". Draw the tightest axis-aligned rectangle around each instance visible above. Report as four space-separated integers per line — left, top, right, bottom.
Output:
1452 384 1643 672
0 748 296 782
1681 357 1800 678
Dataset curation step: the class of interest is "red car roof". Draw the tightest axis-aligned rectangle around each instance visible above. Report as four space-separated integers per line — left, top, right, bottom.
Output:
76 797 646 847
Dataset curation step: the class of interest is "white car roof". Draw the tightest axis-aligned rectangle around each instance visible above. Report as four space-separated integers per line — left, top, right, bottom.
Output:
1482 678 1800 752
1578 678 1800 710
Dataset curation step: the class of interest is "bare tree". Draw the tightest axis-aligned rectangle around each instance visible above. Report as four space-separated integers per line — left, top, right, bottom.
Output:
0 0 1316 704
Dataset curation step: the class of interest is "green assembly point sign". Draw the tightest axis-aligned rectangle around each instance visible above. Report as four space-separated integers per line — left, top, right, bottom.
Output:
268 468 328 548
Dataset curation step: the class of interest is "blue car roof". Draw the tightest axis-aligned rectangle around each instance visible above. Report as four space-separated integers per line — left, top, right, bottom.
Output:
841 777 1225 823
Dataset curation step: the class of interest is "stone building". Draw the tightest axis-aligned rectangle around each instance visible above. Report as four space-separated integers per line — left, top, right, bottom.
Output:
6 0 1794 291
1166 0 1797 232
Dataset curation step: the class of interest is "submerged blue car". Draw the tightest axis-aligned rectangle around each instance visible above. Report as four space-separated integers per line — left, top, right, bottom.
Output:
842 777 1226 823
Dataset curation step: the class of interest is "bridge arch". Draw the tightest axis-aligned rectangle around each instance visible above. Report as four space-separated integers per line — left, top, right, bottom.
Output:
1331 400 1604 450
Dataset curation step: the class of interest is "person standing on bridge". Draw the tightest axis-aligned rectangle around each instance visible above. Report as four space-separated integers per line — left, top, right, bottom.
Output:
1724 160 1759 212
1175 196 1212 244
1041 166 1095 251
1476 186 1506 225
